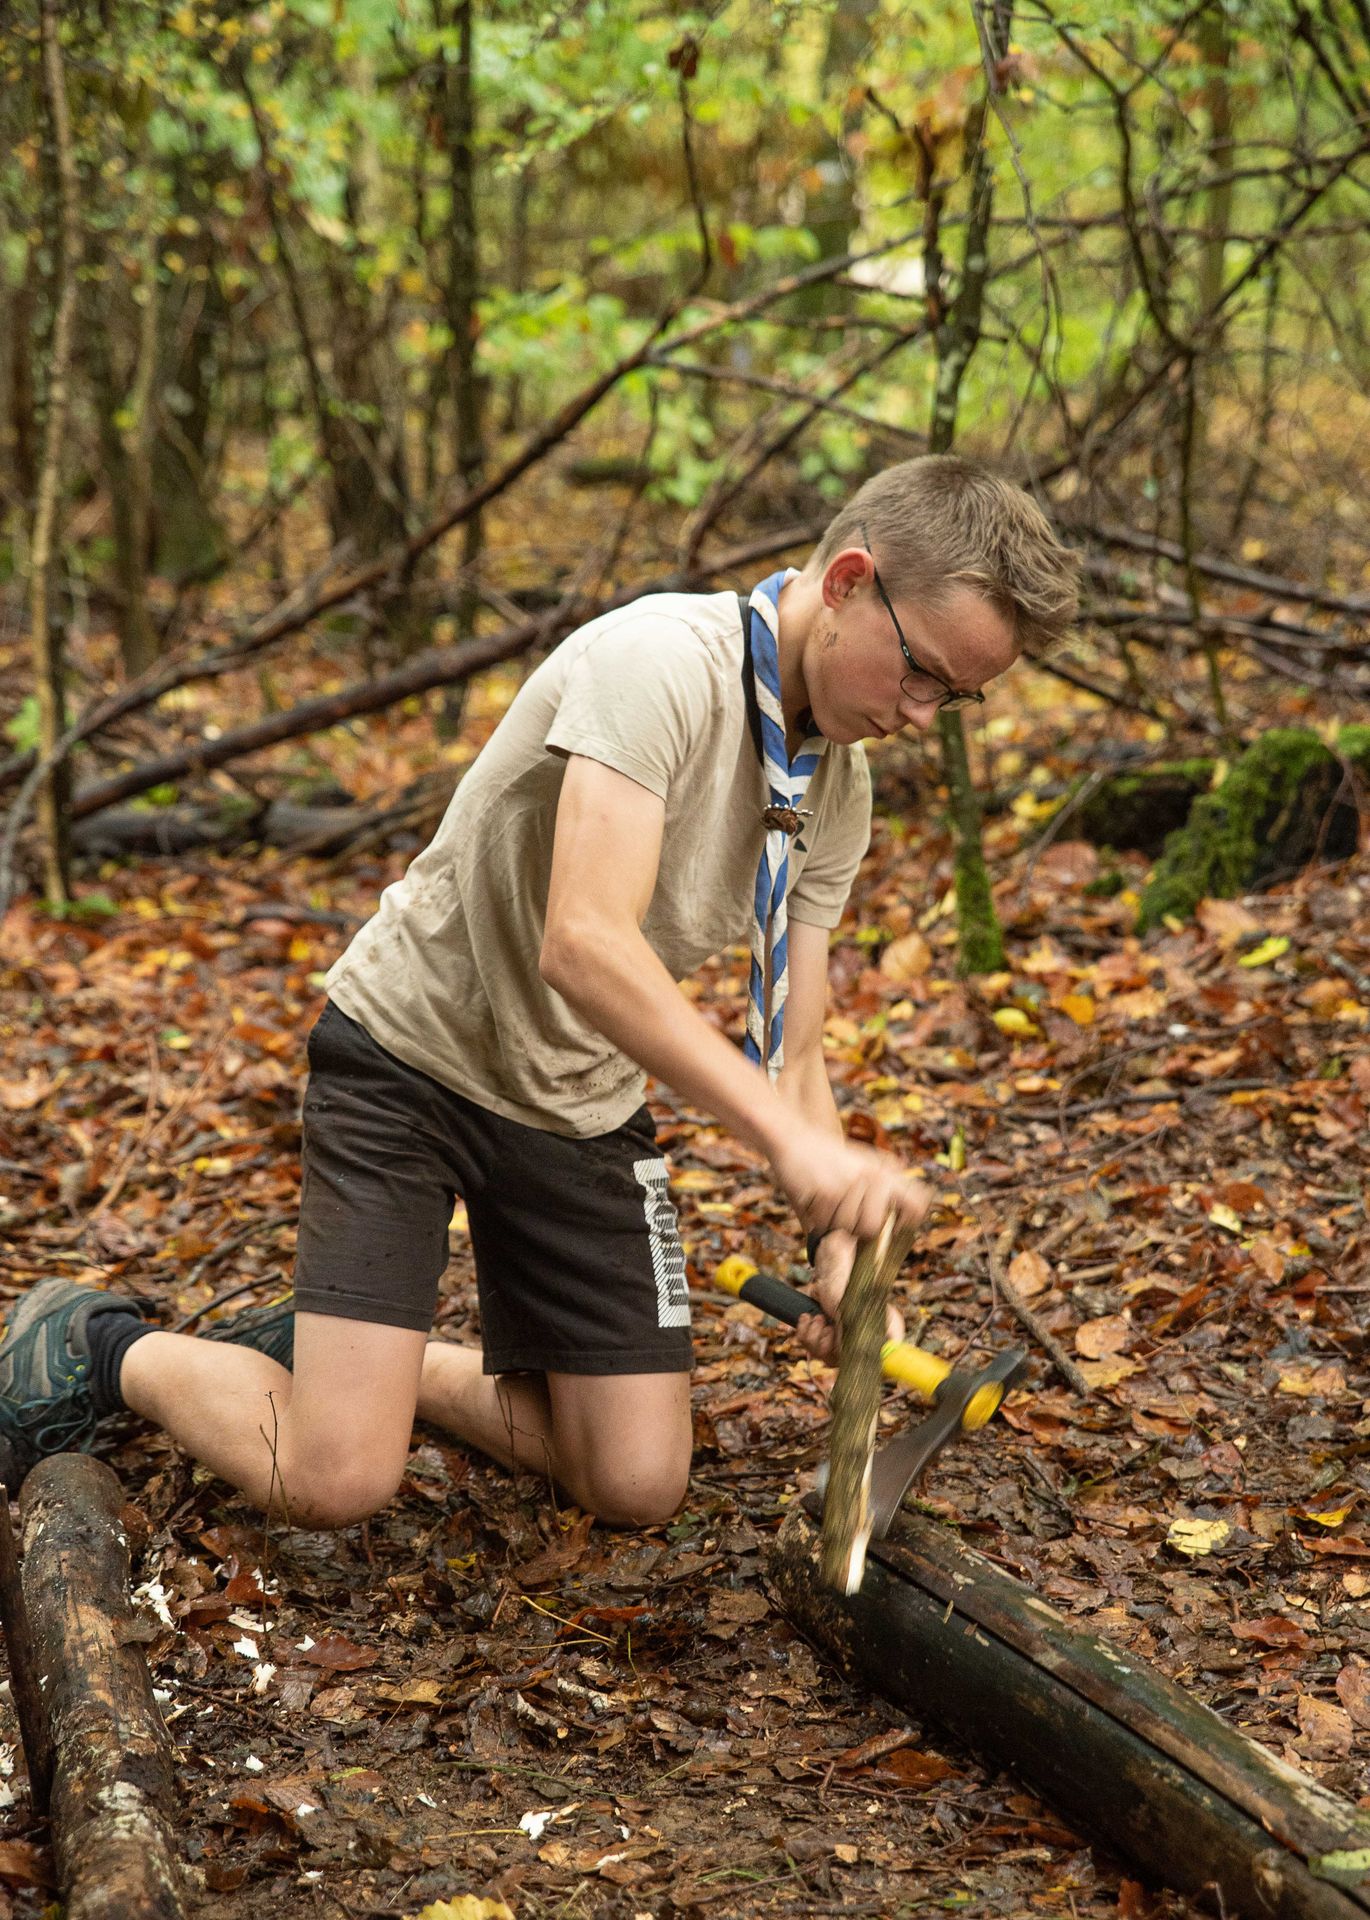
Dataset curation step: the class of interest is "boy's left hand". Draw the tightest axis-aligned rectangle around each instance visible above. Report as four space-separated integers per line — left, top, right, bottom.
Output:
794 1230 906 1364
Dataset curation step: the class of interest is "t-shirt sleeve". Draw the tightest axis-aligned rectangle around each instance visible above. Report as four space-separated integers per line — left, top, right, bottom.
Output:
544 614 716 800
788 749 872 930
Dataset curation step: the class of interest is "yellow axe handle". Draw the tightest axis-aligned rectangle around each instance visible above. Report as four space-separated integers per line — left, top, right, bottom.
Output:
715 1253 1004 1433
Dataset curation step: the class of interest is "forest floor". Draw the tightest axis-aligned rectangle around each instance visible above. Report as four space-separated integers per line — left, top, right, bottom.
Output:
0 623 1367 1919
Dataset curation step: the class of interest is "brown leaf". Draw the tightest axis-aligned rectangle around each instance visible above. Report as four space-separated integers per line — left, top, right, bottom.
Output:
1298 1694 1354 1756
1006 1250 1052 1299
1035 841 1098 887
0 1839 53 1888
1232 1614 1309 1651
0 1074 55 1111
1336 1666 1370 1729
880 931 932 982
875 1747 958 1787
1196 898 1261 946
1075 1314 1132 1358
299 1632 379 1672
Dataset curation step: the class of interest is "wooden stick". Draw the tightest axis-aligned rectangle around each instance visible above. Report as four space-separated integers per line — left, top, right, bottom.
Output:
20 1454 187 1920
820 1215 918 1595
0 1487 54 1812
987 1214 1092 1398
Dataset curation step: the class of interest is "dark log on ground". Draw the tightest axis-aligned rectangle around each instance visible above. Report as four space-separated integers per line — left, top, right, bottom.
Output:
1071 759 1218 853
769 1497 1370 1920
20 1454 186 1920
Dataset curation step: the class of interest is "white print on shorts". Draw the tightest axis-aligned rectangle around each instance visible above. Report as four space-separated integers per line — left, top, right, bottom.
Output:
633 1158 690 1329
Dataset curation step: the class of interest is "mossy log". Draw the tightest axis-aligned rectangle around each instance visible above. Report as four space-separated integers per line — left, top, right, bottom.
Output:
770 1496 1370 1919
1072 759 1217 853
1139 727 1369 932
20 1454 187 1920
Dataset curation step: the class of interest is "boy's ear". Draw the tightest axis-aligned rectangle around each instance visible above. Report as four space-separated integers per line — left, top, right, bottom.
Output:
821 546 871 607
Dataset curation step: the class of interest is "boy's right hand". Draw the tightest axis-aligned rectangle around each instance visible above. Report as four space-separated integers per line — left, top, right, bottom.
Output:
769 1122 932 1247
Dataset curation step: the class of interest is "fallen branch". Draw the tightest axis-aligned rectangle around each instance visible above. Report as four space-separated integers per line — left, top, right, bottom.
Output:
770 1497 1370 1920
986 1215 1091 1398
0 1488 54 1812
20 1453 187 1920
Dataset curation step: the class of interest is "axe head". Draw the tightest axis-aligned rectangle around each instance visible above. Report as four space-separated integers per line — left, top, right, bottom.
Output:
813 1347 1028 1544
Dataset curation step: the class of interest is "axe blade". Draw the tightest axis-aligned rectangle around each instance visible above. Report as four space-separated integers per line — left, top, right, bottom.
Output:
864 1347 1029 1540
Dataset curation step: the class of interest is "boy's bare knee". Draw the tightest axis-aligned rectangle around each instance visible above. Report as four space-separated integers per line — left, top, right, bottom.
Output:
274 1459 403 1531
577 1456 689 1528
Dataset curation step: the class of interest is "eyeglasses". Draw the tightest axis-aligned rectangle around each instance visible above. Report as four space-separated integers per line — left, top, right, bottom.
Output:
859 523 985 713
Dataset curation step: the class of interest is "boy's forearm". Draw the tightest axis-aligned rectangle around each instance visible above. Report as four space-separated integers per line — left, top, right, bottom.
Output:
542 923 798 1160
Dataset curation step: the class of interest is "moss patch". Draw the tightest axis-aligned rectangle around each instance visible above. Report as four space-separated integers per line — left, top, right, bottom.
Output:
1138 728 1364 932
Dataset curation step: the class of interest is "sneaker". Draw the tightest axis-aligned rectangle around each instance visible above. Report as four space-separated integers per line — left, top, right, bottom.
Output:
199 1297 295 1371
0 1278 148 1484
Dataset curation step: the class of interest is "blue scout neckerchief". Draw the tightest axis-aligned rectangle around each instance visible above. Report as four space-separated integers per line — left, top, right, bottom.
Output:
743 570 827 1078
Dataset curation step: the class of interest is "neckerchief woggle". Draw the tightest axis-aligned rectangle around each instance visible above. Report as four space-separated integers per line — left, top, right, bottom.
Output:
744 570 827 1078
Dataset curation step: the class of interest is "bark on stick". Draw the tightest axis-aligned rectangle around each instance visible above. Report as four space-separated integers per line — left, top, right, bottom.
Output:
20 1454 186 1920
820 1216 917 1595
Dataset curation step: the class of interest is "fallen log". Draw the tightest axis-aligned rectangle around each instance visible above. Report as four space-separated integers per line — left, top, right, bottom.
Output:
19 1454 186 1920
769 1496 1370 1920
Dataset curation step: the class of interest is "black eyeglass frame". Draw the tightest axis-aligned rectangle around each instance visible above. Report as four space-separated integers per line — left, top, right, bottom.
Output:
858 522 985 713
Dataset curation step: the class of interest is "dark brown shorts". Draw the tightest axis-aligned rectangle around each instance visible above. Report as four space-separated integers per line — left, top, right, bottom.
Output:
292 1001 693 1376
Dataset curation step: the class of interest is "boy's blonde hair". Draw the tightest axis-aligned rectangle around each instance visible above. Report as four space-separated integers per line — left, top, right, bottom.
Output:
812 455 1080 655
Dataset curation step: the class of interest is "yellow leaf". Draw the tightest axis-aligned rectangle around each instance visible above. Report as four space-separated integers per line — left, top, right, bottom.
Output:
947 1125 966 1173
1303 1505 1354 1529
1077 1355 1143 1389
407 1901 515 1920
1059 992 1096 1027
992 1007 1037 1036
1207 1203 1243 1234
1167 1517 1231 1558
1238 936 1290 969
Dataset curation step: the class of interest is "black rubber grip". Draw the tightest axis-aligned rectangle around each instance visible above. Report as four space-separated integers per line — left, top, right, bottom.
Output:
737 1270 823 1329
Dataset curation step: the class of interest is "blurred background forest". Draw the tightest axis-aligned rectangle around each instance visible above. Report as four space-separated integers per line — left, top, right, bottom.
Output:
1 0 1367 941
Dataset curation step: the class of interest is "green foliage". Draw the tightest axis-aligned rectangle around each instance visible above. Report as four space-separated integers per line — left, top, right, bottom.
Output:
4 696 41 754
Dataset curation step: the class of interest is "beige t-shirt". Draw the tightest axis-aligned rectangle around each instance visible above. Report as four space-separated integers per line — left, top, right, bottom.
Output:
326 588 872 1136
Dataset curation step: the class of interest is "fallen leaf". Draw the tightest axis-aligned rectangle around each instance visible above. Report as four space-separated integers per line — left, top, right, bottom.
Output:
880 931 932 982
1059 992 1096 1026
1232 1614 1309 1650
0 1074 55 1111
1298 1694 1353 1756
1077 1356 1143 1389
298 1632 379 1672
1238 935 1290 969
1007 1250 1052 1298
1336 1667 1370 1729
1207 1203 1243 1234
1166 1517 1231 1558
1196 898 1261 945
406 1901 516 1920
875 1748 958 1788
1075 1314 1132 1358
1036 841 1098 887
1277 1362 1347 1398
993 1007 1038 1037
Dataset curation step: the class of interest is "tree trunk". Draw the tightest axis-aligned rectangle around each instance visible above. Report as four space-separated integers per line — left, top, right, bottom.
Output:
30 0 79 905
770 1497 1370 1920
939 703 1003 973
441 0 483 725
925 0 1014 976
20 1455 187 1920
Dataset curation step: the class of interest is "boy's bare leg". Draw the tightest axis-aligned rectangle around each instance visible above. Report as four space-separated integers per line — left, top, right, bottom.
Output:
417 1340 691 1526
120 1313 428 1528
